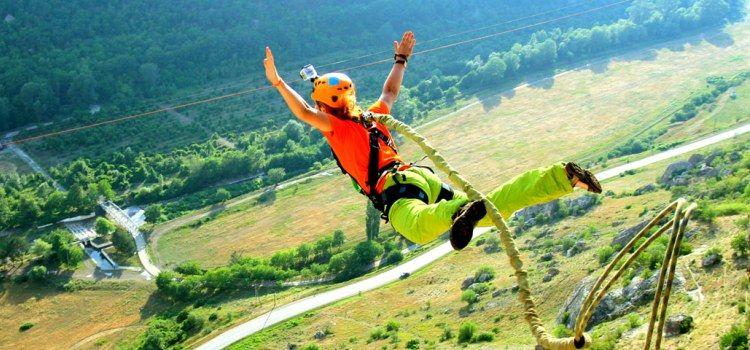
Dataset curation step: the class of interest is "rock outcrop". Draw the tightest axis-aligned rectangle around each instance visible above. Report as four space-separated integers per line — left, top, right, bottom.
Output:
557 272 685 329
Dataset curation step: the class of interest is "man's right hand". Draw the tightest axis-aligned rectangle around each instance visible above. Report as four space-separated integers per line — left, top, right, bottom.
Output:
264 47 282 86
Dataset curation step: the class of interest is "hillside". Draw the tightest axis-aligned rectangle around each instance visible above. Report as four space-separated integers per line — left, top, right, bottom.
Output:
228 134 750 350
0 1 748 350
156 17 750 268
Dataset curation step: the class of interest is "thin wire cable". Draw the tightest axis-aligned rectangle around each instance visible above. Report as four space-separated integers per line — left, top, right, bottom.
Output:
7 0 631 146
336 0 631 73
148 0 599 104
316 0 597 69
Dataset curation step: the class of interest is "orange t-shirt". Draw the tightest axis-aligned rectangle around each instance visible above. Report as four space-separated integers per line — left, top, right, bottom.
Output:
322 100 403 194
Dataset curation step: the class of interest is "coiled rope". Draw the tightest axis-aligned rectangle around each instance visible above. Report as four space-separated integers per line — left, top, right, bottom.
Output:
372 112 696 349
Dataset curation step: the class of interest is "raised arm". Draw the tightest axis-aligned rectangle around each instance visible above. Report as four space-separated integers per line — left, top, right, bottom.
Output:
264 47 331 132
379 31 416 110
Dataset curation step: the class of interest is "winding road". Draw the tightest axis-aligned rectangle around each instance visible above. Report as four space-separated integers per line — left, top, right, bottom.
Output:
196 123 750 349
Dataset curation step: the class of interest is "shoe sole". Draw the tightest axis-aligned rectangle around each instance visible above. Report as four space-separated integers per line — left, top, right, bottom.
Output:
450 201 486 250
567 163 602 194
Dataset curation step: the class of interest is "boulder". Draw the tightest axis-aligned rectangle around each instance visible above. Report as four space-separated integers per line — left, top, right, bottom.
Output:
701 253 721 268
314 331 326 340
664 314 693 337
543 268 560 283
659 161 693 184
612 220 650 249
669 175 690 187
461 275 475 290
540 252 554 262
557 273 685 329
687 153 705 166
475 273 493 283
633 183 657 196
566 240 587 257
566 194 598 214
510 284 519 293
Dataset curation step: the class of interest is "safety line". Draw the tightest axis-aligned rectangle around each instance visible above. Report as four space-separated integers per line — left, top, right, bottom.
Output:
7 0 631 146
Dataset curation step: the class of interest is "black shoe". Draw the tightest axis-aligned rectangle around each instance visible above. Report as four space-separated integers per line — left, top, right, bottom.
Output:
450 200 486 250
565 162 602 194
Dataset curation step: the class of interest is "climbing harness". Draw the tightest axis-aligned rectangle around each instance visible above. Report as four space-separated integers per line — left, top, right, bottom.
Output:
368 112 696 350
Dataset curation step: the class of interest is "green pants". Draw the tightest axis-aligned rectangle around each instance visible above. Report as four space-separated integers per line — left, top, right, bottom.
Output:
385 163 573 245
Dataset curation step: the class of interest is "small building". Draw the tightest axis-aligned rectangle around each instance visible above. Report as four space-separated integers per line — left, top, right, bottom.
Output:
4 14 14 23
89 104 101 114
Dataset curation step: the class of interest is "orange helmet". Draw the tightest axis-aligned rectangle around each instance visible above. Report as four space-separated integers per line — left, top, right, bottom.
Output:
312 73 357 110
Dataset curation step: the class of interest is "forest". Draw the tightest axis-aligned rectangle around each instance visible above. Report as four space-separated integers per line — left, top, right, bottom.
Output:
0 0 745 233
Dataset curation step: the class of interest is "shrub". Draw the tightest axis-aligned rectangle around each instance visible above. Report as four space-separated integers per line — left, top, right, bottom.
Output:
553 324 573 338
385 320 400 332
598 246 615 266
469 282 491 294
19 322 34 332
440 327 453 342
386 250 403 264
473 332 495 343
730 233 749 257
405 339 420 349
142 319 185 349
174 261 204 275
713 202 750 217
181 313 205 334
719 324 748 350
627 313 642 329
461 290 478 305
704 247 723 263
474 265 495 281
369 327 388 341
458 322 477 343
301 344 321 350
28 265 47 282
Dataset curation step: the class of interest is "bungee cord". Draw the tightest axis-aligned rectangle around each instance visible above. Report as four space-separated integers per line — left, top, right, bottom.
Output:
7 0 632 146
373 112 696 349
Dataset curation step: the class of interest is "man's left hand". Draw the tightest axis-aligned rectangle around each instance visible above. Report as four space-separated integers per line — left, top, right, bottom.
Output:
394 31 416 58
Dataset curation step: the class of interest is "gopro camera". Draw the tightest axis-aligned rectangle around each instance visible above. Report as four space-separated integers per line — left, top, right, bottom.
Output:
300 64 319 82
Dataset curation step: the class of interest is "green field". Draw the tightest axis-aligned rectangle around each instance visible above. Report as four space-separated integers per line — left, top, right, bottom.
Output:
155 20 750 268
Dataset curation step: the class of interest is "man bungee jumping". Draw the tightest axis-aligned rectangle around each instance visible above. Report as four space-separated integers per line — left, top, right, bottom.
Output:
263 31 602 250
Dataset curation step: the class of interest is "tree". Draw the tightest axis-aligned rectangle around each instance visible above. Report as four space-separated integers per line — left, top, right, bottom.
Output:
95 217 117 236
0 236 29 260
297 243 312 263
15 80 58 121
354 240 384 266
46 229 84 268
267 168 285 186
112 227 136 255
30 238 52 258
144 204 164 224
28 265 48 282
365 202 380 241
216 188 231 203
16 194 42 227
332 229 345 247
97 179 115 200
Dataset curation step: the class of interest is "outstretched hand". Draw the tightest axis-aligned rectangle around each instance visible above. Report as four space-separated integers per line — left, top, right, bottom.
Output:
264 47 282 86
394 31 416 58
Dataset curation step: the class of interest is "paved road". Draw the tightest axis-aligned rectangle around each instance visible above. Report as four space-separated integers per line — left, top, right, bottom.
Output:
196 122 750 349
101 201 161 277
6 143 65 191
